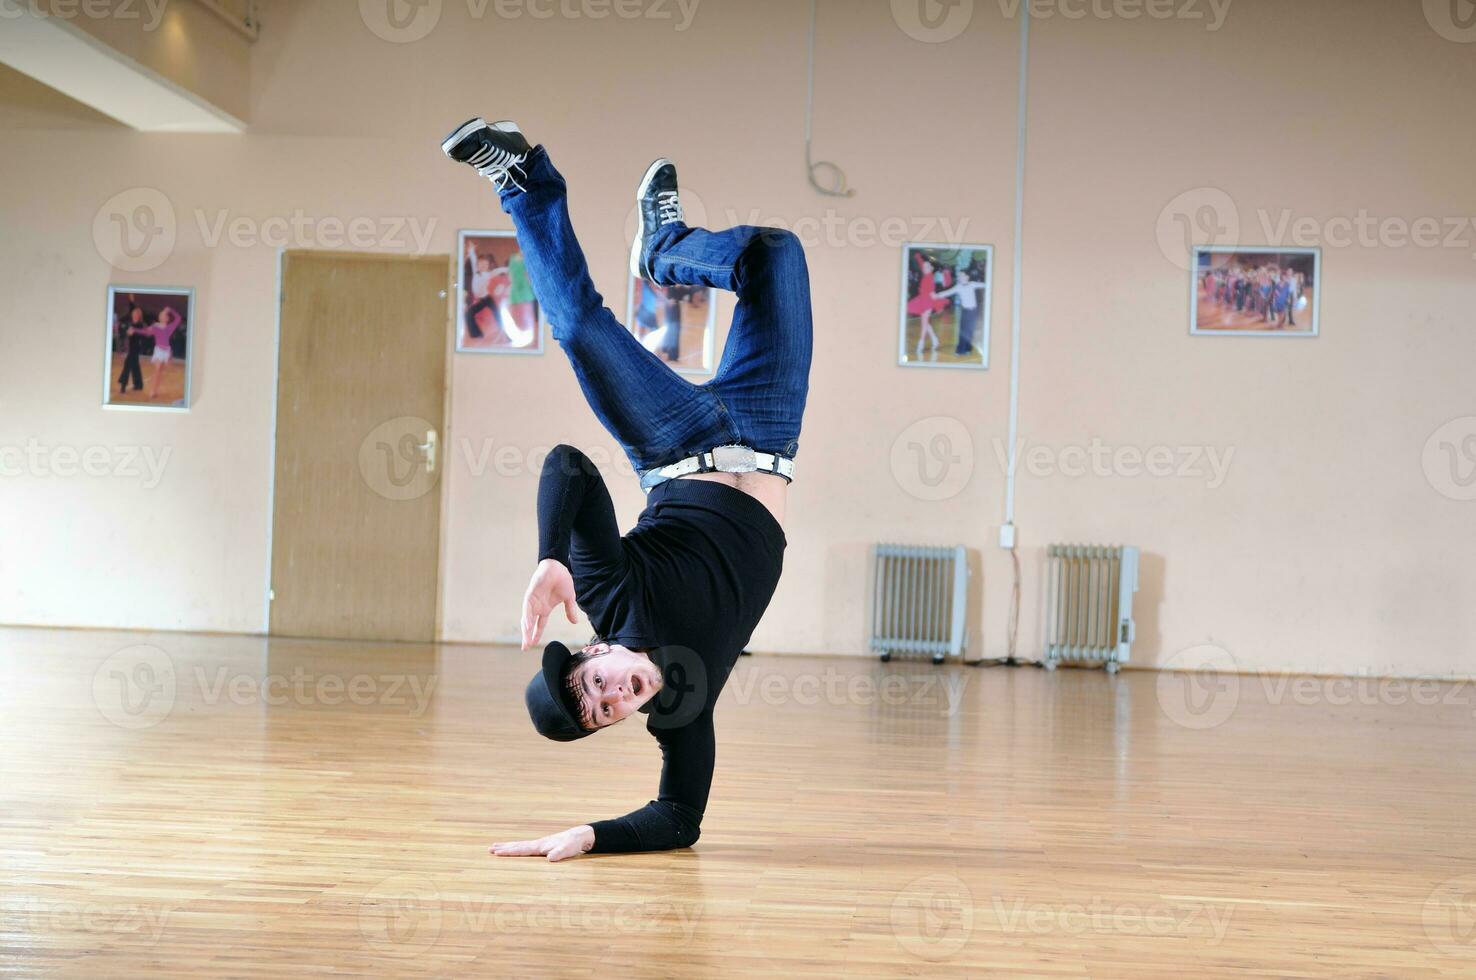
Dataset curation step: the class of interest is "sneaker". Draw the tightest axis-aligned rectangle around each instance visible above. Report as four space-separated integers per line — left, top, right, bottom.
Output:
630 158 682 280
442 117 532 191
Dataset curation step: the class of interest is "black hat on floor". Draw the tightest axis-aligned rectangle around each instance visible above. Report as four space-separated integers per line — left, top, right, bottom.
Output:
525 641 593 742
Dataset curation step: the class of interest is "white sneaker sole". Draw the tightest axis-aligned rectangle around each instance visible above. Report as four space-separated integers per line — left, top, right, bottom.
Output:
441 118 525 155
630 157 673 280
441 117 487 155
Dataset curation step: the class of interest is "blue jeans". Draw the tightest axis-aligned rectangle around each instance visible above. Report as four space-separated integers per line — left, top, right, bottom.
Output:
498 148 812 479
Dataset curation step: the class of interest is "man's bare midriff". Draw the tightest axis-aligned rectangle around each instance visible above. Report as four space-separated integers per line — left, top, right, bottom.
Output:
677 471 788 527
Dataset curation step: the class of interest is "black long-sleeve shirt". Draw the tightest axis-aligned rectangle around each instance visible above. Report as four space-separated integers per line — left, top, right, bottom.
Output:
535 444 786 853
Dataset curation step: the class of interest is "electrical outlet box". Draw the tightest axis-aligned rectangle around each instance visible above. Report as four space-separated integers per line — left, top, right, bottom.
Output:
999 523 1016 549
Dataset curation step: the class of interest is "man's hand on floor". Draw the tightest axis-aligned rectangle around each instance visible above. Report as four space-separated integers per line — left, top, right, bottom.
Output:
491 825 595 862
521 558 579 650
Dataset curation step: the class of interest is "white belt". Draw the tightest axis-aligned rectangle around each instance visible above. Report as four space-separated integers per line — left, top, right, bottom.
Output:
641 444 795 491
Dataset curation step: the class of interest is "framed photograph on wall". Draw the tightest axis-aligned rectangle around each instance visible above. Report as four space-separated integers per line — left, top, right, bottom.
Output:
456 229 544 354
104 285 194 411
1191 246 1320 337
624 274 718 377
898 243 993 370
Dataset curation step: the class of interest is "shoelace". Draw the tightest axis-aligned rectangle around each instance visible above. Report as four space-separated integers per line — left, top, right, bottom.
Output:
466 142 528 192
657 189 683 225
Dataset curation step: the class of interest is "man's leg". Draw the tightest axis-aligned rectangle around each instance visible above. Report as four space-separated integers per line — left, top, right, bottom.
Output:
496 148 733 471
646 224 813 459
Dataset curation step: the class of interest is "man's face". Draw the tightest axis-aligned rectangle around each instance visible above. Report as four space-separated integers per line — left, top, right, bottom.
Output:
569 643 663 730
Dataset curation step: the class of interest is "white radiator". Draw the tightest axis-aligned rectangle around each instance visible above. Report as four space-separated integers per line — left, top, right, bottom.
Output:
870 544 969 663
1044 544 1140 673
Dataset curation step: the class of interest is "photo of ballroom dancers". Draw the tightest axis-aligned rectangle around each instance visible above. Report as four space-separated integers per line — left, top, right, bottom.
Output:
624 275 717 376
898 243 992 369
105 286 193 410
1193 247 1320 337
457 230 543 354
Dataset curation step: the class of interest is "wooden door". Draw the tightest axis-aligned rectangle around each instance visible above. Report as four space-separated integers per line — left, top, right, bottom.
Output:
270 251 450 641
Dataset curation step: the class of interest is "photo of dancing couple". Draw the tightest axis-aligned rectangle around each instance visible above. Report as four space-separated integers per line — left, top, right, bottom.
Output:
624 275 717 376
105 286 193 410
898 243 992 369
1193 246 1320 337
458 230 544 354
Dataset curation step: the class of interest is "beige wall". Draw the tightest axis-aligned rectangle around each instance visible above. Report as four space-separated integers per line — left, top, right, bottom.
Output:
1 0 1471 677
37 0 253 123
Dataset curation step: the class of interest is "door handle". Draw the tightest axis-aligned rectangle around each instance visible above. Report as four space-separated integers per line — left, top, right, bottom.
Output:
417 428 438 475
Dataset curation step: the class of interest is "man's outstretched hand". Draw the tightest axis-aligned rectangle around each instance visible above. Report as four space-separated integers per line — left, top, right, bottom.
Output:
521 558 579 650
491 825 595 862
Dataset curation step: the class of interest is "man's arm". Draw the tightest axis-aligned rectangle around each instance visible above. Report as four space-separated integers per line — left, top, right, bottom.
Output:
522 444 627 648
587 710 715 853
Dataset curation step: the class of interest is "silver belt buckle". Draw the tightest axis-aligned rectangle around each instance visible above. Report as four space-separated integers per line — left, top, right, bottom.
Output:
711 445 758 473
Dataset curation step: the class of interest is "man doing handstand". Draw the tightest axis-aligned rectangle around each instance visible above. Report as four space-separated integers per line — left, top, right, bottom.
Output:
442 117 813 860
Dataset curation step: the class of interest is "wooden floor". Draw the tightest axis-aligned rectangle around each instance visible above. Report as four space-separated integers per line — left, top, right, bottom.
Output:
3 627 1474 978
